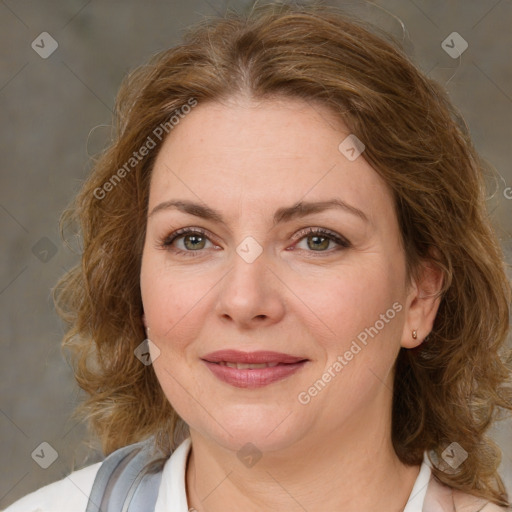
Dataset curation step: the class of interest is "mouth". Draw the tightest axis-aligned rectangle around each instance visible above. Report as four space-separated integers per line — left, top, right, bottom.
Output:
213 361 290 369
201 350 309 388
201 349 307 365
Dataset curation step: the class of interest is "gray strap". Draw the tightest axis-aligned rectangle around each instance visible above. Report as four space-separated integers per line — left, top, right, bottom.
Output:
85 439 164 512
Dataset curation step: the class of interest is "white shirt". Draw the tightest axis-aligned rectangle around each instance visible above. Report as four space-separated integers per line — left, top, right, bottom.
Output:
4 437 432 512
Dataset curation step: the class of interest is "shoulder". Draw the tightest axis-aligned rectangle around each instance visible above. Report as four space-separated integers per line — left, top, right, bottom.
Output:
3 462 102 512
424 475 510 512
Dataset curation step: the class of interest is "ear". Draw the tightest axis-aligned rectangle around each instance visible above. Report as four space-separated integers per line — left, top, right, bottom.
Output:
401 249 444 349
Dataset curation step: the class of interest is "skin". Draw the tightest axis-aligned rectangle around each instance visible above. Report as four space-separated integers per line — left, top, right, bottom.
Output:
140 95 443 512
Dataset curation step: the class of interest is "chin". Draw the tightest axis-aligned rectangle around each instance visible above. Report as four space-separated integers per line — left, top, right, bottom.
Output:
192 407 308 454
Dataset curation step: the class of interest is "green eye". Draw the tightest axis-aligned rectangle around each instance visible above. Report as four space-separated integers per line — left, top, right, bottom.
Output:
182 233 207 250
294 227 350 253
161 226 350 257
306 234 332 251
162 228 215 256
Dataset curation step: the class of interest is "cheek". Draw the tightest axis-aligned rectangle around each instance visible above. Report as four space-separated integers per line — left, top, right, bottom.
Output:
140 255 209 411
298 265 405 407
300 266 404 407
293 260 401 343
329 267 405 392
140 253 217 349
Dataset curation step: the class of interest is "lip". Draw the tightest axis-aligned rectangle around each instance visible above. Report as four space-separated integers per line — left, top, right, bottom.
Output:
202 360 308 388
202 350 306 364
201 350 309 389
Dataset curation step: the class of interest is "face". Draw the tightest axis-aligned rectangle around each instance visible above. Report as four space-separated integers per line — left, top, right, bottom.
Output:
140 95 418 453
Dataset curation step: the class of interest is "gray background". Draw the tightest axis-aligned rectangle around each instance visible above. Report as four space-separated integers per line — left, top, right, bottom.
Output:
1 0 511 508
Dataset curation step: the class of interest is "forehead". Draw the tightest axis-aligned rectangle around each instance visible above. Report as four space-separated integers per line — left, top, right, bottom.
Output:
149 96 395 227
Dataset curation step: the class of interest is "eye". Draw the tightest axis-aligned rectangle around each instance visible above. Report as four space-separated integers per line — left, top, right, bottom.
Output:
292 227 351 253
158 226 350 257
160 227 218 256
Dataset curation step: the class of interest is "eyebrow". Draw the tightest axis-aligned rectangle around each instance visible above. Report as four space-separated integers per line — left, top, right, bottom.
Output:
148 198 369 225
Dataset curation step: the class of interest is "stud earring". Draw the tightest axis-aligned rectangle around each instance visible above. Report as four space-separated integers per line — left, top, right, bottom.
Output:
412 329 418 340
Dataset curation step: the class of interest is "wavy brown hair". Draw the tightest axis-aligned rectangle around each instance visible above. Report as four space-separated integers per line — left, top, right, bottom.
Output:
54 2 512 507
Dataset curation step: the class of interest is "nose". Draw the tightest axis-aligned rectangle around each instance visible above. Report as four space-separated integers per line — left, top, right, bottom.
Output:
214 247 286 329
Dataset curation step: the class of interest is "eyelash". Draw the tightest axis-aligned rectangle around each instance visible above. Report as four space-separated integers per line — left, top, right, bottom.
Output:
159 226 351 257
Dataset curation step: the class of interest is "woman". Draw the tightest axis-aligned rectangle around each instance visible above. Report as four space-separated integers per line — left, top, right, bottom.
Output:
5 2 511 511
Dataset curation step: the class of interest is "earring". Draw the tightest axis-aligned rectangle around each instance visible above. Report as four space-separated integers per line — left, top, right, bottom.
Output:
412 329 418 340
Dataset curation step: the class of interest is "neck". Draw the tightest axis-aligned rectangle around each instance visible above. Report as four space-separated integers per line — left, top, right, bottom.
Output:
185 405 421 512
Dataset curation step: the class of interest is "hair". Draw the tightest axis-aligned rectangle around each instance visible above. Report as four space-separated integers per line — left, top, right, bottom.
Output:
54 1 512 507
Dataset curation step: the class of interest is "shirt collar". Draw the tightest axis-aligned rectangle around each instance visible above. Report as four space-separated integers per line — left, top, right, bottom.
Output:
404 455 432 512
154 436 192 512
